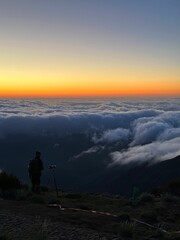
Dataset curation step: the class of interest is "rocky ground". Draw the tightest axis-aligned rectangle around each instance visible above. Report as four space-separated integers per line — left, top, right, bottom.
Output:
0 199 121 240
0 212 117 240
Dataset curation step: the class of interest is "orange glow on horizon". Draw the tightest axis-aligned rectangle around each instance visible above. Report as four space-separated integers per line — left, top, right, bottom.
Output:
0 83 179 98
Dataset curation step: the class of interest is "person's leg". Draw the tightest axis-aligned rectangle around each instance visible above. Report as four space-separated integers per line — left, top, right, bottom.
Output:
35 176 40 193
36 183 40 193
31 176 37 192
32 180 35 192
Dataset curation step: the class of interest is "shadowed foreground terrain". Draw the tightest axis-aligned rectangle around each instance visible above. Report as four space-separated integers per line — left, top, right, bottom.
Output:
0 190 180 240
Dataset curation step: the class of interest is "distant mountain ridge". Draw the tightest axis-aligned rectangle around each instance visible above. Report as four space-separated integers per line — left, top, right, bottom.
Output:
84 155 180 196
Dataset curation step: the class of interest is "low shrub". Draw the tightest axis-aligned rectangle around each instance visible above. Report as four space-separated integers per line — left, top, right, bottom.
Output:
139 193 154 203
29 231 48 240
0 172 21 191
162 193 179 203
0 188 32 200
151 187 163 197
0 232 11 240
48 198 61 205
157 231 180 240
3 189 18 200
119 221 136 238
0 235 10 240
64 193 82 199
141 210 157 223
29 195 45 204
117 214 130 222
29 219 49 240
15 189 32 201
167 179 180 197
41 186 49 192
21 183 29 190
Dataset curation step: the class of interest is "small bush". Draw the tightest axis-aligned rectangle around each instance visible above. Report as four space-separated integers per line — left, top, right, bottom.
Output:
167 179 180 197
0 172 21 191
117 214 130 222
155 205 166 215
30 231 48 240
141 210 157 223
1 189 17 200
15 189 32 201
21 183 29 190
0 235 10 240
119 221 136 238
41 186 49 192
162 193 179 203
157 231 180 240
29 219 49 240
151 187 162 197
139 193 154 203
0 232 11 240
48 198 61 205
65 193 82 199
29 195 45 204
0 188 32 200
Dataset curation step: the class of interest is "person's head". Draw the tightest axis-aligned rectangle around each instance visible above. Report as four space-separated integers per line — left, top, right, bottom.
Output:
35 151 41 158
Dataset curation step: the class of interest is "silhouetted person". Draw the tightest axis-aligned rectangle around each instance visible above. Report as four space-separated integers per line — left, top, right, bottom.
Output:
28 151 43 193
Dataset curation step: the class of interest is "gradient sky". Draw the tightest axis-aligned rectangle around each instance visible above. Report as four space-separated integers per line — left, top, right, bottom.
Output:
0 0 180 97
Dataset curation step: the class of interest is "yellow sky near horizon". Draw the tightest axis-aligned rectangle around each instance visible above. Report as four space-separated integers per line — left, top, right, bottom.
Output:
1 51 180 97
1 41 179 98
0 72 179 98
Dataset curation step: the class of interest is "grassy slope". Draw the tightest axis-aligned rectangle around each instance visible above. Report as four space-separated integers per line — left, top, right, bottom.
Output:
0 190 180 240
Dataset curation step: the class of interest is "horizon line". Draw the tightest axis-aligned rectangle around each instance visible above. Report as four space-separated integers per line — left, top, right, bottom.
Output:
0 95 179 99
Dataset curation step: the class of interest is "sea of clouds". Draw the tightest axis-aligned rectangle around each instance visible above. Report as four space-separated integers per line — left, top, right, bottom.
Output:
0 98 180 166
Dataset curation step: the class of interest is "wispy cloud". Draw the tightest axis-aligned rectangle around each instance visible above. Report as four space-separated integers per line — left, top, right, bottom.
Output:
71 146 104 160
92 128 130 143
110 137 180 165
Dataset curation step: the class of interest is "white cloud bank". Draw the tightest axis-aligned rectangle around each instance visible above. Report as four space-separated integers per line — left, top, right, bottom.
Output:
109 111 180 165
0 98 180 165
0 110 160 138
